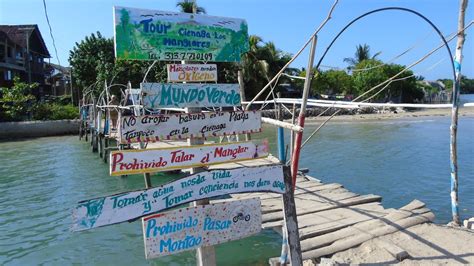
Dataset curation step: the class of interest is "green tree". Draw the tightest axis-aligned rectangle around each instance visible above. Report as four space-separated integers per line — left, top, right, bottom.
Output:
69 31 171 97
352 59 387 98
312 70 354 96
176 0 206 14
241 35 293 99
69 32 114 94
344 44 381 69
0 77 37 121
352 60 423 102
439 76 474 94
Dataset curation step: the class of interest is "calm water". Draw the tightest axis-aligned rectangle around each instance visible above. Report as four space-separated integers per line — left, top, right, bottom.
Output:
1 114 473 265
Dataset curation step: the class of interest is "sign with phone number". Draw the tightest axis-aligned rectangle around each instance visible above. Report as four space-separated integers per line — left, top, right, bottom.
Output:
113 6 249 62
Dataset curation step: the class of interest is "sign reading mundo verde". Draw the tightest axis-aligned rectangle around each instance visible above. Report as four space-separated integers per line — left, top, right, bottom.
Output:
142 198 262 259
72 165 285 231
119 111 262 144
142 83 240 109
113 6 249 62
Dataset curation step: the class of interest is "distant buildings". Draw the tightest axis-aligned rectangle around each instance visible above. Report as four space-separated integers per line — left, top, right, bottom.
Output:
420 80 450 103
0 24 51 98
44 62 72 98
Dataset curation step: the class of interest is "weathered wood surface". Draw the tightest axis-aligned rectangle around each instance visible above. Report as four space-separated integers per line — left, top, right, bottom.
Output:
212 163 436 262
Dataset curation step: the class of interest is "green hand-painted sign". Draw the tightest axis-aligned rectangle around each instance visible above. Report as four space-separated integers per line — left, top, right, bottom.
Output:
113 6 249 62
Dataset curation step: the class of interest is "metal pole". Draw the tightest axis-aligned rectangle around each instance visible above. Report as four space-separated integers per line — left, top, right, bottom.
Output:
290 35 317 187
449 0 468 226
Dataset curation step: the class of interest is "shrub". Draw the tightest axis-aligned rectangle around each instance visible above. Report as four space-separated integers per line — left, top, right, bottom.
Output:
0 77 37 121
32 103 79 120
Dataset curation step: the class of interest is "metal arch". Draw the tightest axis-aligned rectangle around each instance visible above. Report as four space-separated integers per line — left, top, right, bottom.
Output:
315 7 456 82
314 7 461 224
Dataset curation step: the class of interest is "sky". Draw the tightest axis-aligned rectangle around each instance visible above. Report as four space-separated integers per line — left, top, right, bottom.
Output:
0 0 473 81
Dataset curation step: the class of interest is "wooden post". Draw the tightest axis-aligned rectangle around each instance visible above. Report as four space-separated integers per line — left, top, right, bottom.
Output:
290 35 317 187
187 107 216 266
289 103 296 164
281 166 302 265
238 69 251 142
277 92 286 162
449 0 468 226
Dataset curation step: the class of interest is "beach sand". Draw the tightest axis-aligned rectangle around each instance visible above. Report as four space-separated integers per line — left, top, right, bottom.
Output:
295 106 474 124
327 223 474 265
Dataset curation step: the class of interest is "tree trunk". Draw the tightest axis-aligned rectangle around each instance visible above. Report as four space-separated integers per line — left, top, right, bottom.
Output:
449 0 468 226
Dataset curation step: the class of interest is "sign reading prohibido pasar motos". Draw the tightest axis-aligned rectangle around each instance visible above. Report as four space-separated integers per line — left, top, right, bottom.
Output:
113 6 249 62
142 198 261 259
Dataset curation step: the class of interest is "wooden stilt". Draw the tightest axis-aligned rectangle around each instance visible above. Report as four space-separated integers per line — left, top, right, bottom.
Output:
449 0 468 226
290 35 318 188
281 166 303 265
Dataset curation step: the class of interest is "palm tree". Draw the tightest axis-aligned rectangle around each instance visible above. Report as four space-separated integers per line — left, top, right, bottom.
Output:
241 35 293 99
176 0 206 14
343 44 381 69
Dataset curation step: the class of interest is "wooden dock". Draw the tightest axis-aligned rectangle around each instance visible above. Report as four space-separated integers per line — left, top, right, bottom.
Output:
210 156 435 263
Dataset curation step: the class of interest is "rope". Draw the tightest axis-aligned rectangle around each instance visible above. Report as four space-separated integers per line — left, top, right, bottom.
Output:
298 21 474 152
245 0 339 110
42 0 60 66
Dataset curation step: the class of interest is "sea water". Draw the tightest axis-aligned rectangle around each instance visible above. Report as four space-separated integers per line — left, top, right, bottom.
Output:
0 110 472 265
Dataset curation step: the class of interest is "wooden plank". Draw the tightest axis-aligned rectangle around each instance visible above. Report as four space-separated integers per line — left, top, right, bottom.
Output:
299 203 433 253
119 111 262 144
232 183 341 202
142 198 261 259
262 194 382 223
109 140 269 176
372 239 410 262
142 83 241 109
260 189 358 211
72 165 284 231
262 202 387 231
301 211 434 260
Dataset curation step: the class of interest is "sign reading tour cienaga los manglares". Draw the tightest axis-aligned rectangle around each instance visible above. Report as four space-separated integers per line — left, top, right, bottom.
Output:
142 198 261 259
167 64 217 82
142 83 240 109
113 6 249 62
72 165 284 231
119 111 262 144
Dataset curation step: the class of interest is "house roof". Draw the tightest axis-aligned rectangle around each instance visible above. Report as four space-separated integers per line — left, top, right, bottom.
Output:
0 24 51 58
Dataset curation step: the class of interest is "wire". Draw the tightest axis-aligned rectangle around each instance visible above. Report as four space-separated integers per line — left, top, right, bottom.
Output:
42 0 61 66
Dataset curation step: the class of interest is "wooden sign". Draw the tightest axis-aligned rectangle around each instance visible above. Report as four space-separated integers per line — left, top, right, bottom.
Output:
119 111 262 143
142 198 261 259
109 140 269 176
167 64 217 82
113 6 249 62
141 83 240 109
72 164 284 231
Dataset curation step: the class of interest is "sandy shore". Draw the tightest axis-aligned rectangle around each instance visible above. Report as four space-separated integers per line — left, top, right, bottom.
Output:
328 223 474 265
291 106 474 124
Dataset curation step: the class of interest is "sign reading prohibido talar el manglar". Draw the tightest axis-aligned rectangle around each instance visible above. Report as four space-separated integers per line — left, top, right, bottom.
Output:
72 165 284 231
119 111 262 144
142 198 261 259
113 6 249 62
109 140 269 176
167 64 217 82
141 83 240 109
